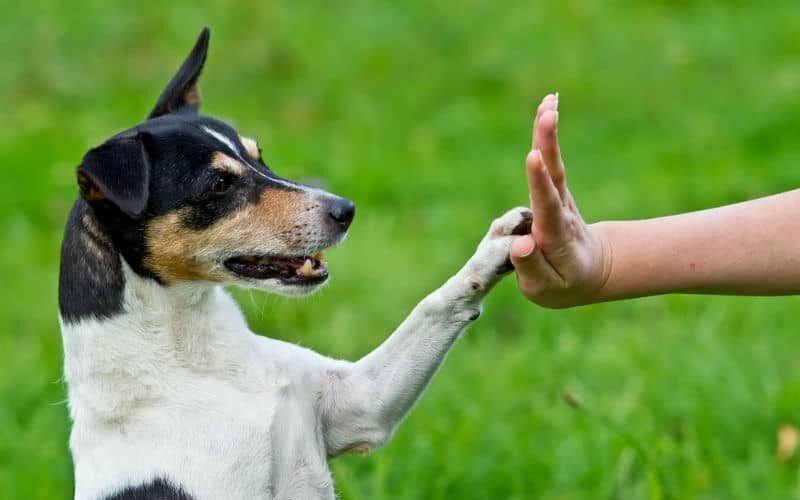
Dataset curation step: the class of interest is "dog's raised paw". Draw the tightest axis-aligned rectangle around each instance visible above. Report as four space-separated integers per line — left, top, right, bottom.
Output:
489 207 533 238
466 207 532 283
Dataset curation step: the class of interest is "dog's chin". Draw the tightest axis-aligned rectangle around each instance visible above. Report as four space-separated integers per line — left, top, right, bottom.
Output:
227 276 328 297
251 279 329 297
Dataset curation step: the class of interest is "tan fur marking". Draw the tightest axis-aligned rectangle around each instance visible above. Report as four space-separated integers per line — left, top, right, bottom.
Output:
77 171 105 202
239 136 260 161
183 85 201 110
210 152 246 175
144 189 307 284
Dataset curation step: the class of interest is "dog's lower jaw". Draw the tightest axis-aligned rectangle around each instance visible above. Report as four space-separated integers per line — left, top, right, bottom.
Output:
238 277 329 297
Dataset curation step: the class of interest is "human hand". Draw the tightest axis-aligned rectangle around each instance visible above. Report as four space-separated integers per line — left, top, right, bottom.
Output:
509 94 612 308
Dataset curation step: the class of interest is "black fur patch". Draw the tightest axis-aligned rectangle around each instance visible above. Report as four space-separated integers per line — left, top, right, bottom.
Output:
496 258 515 275
511 210 533 235
102 478 194 500
148 27 209 119
58 199 125 324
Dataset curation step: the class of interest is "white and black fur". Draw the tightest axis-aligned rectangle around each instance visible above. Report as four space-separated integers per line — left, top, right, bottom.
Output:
59 28 532 500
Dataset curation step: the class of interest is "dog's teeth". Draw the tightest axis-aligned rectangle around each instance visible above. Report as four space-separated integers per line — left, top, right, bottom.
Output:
313 251 324 261
298 258 314 276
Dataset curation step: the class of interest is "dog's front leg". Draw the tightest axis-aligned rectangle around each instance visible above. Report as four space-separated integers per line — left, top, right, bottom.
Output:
321 207 532 457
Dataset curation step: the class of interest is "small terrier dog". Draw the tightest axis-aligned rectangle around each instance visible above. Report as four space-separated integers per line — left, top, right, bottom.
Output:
58 28 531 500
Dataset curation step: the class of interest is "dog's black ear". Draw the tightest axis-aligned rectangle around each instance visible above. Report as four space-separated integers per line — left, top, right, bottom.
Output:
77 133 151 218
148 27 210 119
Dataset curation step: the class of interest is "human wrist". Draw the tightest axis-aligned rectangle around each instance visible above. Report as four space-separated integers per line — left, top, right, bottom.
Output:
585 221 617 304
588 217 687 301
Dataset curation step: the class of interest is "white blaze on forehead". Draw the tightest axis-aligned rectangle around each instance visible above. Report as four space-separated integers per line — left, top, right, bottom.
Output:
202 126 240 156
201 125 310 192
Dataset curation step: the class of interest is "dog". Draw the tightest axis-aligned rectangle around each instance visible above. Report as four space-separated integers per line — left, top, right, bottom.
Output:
58 27 531 500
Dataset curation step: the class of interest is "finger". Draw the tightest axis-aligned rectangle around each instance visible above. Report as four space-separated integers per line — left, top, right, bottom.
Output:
535 108 568 199
509 235 564 292
526 149 565 239
532 94 558 149
510 233 536 258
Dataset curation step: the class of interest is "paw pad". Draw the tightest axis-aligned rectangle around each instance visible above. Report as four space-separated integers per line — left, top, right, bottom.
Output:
511 211 533 236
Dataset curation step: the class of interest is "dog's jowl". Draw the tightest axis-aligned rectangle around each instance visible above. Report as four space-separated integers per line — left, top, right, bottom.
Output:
58 27 529 500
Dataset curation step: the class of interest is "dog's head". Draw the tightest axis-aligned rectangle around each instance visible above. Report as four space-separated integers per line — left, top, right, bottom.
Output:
76 28 354 296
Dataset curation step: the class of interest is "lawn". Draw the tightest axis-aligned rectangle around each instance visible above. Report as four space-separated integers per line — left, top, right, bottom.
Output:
1 1 799 498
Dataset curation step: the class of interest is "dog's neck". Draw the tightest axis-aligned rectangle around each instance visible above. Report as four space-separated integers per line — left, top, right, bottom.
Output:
59 199 220 327
59 201 250 419
59 200 248 382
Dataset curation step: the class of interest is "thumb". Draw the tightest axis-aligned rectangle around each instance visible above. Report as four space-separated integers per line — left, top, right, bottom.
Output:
510 234 536 261
509 234 561 289
510 235 549 275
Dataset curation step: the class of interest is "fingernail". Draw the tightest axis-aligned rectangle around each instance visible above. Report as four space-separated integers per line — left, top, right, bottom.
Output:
554 110 559 127
554 92 559 111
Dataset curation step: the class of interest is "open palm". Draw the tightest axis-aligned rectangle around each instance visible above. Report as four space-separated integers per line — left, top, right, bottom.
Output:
509 94 611 308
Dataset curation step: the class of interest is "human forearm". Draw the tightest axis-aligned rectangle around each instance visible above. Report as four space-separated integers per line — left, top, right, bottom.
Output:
512 95 800 307
593 190 800 301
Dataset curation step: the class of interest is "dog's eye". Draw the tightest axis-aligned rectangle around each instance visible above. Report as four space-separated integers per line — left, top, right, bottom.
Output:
209 174 234 194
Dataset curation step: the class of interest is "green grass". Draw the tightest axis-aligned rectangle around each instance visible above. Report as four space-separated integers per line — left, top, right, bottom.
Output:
2 1 800 498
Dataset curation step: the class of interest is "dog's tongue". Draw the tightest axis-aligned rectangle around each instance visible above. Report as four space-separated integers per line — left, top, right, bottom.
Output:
286 257 307 267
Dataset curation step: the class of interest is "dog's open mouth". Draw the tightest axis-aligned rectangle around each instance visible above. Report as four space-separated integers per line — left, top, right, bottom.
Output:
224 252 328 285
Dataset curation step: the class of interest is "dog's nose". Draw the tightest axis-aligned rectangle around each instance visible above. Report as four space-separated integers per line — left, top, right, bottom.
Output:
329 198 355 230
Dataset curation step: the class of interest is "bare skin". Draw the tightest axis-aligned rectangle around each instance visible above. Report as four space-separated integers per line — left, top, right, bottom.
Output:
509 94 800 308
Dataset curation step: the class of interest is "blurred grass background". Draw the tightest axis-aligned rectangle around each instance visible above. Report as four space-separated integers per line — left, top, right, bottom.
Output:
2 1 800 498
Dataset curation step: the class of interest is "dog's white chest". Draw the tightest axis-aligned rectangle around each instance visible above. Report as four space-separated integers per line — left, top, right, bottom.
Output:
63 287 334 500
70 369 278 498
70 361 333 500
